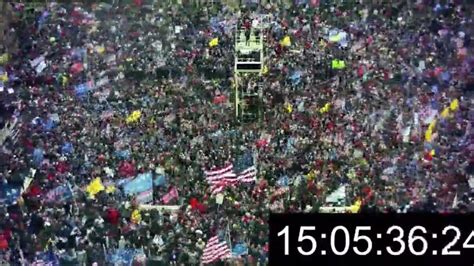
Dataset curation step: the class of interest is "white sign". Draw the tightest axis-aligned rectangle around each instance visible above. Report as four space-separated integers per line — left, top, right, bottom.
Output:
216 194 224 205
139 205 180 212
35 61 47 74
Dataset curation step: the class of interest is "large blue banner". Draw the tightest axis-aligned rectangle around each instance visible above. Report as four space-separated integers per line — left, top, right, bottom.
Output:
123 172 153 195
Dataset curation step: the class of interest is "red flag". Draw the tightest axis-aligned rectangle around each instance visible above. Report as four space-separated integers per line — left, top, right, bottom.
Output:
118 161 136 177
106 208 120 225
213 95 227 104
256 139 268 149
0 234 8 250
70 62 84 75
190 198 200 209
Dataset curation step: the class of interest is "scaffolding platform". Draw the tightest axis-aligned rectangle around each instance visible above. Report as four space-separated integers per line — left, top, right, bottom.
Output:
234 25 264 122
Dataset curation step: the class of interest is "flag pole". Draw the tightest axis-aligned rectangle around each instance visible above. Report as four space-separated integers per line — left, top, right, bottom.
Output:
227 222 233 258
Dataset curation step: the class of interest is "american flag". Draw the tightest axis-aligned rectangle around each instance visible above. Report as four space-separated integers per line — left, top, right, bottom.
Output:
44 183 73 203
205 163 257 195
201 236 232 264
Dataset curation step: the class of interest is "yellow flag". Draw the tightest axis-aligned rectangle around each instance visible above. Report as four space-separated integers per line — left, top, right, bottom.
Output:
332 60 346 70
306 170 316 181
339 61 346 69
126 110 142 124
0 53 9 65
262 65 269 75
449 99 459 111
329 33 343 43
280 36 291 47
440 107 450 118
349 200 362 213
105 185 116 194
425 128 433 142
425 119 438 142
131 209 142 224
86 178 105 198
0 73 8 82
209 38 219 47
96 45 105 54
319 103 331 114
428 120 437 131
285 103 293 113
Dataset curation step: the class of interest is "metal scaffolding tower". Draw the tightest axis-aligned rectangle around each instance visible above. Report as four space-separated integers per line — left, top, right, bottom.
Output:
234 25 264 123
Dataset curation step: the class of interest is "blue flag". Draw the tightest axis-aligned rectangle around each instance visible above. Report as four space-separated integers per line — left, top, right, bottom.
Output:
290 71 302 85
71 48 86 61
74 81 94 97
232 243 249 256
123 172 153 195
0 184 21 206
115 150 130 160
74 83 88 96
441 71 451 82
42 118 56 131
276 175 290 187
61 142 74 155
33 148 44 166
37 11 50 28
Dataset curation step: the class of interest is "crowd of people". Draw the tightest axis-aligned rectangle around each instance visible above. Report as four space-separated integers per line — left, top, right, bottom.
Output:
0 0 472 265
